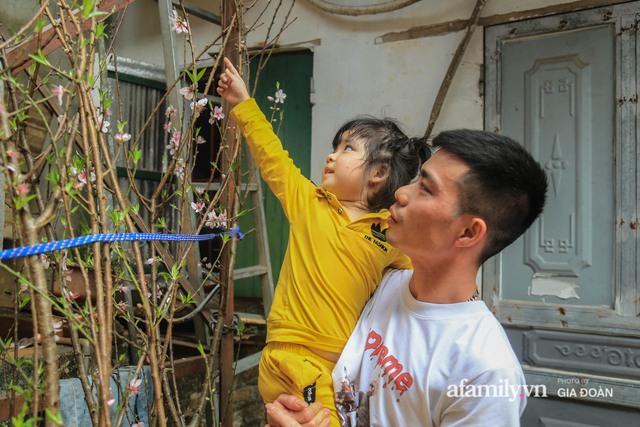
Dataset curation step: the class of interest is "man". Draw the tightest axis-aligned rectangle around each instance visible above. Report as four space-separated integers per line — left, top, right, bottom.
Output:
266 129 548 427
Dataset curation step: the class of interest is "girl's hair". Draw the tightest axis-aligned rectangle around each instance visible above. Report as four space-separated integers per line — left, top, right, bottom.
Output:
332 117 431 211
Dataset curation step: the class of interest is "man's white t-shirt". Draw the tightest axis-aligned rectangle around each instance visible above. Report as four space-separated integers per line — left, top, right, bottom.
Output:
332 269 527 426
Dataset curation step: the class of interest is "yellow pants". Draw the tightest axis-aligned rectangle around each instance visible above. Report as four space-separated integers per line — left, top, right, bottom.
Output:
259 342 340 427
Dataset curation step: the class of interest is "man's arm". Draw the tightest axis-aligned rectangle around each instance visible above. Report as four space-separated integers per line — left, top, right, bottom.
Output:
265 394 331 427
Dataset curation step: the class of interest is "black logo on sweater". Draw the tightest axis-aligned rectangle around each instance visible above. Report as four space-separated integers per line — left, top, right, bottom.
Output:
371 223 387 242
364 223 389 253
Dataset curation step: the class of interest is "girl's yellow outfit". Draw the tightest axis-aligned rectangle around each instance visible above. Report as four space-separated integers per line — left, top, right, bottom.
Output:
231 99 410 426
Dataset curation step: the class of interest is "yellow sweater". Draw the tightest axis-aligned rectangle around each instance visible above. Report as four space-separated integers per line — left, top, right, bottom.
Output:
231 99 411 354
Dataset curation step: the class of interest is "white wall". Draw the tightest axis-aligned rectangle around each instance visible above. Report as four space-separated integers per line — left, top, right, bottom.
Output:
114 0 577 183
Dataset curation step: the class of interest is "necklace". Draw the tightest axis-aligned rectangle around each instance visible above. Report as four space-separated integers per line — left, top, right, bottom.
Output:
467 288 480 302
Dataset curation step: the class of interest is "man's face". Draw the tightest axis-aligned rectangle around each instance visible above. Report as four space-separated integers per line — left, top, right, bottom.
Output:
386 149 470 263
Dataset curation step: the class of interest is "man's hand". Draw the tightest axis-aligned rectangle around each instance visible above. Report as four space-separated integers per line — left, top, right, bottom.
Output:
265 394 331 427
216 57 250 107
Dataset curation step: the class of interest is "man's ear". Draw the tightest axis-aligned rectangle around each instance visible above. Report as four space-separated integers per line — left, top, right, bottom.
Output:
369 164 389 185
456 217 487 248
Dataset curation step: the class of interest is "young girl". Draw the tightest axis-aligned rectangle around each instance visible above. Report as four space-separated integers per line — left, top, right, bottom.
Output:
217 57 429 425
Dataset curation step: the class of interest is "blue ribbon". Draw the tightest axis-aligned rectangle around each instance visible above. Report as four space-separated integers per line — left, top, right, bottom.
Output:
0 226 244 260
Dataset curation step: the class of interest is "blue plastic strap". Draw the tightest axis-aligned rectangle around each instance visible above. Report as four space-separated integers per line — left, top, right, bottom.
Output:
0 226 244 260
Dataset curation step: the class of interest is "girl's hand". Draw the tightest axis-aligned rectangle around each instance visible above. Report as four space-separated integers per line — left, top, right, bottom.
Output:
216 57 250 107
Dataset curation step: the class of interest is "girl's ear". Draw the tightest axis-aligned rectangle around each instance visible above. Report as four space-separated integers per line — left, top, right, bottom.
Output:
369 164 389 185
456 217 487 248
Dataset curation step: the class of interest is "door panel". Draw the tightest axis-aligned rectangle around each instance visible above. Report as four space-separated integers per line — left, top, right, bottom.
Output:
501 25 614 308
484 3 640 334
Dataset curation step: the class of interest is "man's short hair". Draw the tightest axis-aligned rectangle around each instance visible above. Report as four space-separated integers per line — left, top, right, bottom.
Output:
432 129 548 264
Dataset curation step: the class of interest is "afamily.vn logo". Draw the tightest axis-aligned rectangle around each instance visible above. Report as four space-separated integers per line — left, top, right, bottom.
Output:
446 379 548 402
